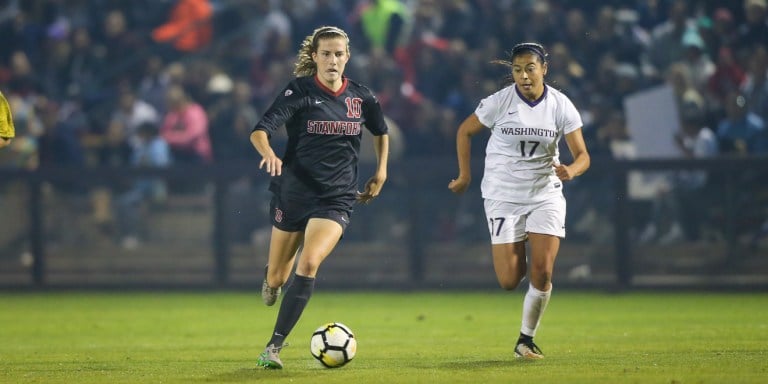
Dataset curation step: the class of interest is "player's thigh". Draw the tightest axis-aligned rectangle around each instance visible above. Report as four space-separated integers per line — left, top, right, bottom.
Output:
491 241 528 289
484 199 527 244
267 226 304 280
526 232 559 290
296 218 343 276
527 233 560 273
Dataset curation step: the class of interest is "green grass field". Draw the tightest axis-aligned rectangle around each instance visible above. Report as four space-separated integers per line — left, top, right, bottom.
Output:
1 291 766 383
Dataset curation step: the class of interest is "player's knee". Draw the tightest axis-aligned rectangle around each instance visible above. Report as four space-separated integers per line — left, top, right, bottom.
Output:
296 257 322 277
530 271 552 291
498 273 524 291
499 281 520 291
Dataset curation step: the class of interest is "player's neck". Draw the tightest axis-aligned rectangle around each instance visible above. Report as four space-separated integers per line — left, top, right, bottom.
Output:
318 78 343 92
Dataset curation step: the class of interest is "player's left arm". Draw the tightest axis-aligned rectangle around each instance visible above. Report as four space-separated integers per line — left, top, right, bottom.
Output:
357 89 389 204
358 133 389 204
554 128 590 181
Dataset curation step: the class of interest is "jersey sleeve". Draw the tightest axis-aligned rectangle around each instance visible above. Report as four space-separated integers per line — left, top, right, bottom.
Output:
559 95 583 135
474 91 502 129
253 82 307 138
362 88 388 136
0 91 15 139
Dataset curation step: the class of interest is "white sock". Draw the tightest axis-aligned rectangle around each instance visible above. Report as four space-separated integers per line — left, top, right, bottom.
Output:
520 283 552 337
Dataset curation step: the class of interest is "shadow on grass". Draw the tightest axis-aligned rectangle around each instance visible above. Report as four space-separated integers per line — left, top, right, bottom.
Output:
202 366 331 383
201 359 531 382
438 359 530 370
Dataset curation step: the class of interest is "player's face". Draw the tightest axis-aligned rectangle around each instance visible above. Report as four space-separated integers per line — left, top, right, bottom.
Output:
511 53 548 101
312 37 349 89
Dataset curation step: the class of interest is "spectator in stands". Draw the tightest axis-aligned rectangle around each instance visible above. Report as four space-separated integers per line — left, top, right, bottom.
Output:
356 0 410 55
105 87 160 165
717 90 768 155
677 29 715 95
706 46 746 111
115 122 171 249
674 96 719 241
151 0 212 53
67 26 104 99
639 94 719 244
569 96 619 242
207 78 258 162
159 84 212 164
559 8 592 69
741 46 768 123
439 0 478 45
648 0 695 74
137 55 174 116
737 0 768 55
287 0 349 52
708 7 739 57
6 50 42 96
36 101 84 192
0 5 44 67
98 9 143 78
40 22 73 101
240 0 292 67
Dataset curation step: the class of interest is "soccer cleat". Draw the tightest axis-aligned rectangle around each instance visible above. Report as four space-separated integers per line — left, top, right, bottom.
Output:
514 340 544 359
261 265 281 306
257 344 284 369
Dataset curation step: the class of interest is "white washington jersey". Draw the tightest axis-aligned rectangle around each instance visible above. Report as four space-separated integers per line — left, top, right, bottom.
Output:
475 84 582 204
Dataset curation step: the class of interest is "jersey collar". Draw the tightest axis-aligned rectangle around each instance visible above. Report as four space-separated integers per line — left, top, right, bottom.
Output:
314 75 348 97
515 83 548 108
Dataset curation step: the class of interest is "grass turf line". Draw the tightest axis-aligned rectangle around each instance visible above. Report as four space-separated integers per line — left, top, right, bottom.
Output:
1 292 766 384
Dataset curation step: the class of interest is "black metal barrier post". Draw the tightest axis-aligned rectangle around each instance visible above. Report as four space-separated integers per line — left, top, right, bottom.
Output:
212 177 230 286
407 183 424 285
613 167 631 288
29 177 45 286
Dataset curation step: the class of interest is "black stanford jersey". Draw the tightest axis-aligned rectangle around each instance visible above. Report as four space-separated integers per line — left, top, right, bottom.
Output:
253 75 388 201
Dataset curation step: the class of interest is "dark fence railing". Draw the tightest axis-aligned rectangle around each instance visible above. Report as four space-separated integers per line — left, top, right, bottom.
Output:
1 156 767 290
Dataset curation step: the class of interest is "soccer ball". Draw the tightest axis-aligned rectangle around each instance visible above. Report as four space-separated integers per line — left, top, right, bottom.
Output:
310 322 357 368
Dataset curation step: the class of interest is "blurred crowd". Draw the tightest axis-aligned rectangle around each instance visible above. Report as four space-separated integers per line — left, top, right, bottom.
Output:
1 0 768 246
2 0 768 170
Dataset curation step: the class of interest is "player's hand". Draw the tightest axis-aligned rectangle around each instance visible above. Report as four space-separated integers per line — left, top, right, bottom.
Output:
259 155 283 176
0 137 11 148
357 174 386 204
448 175 470 194
553 163 575 181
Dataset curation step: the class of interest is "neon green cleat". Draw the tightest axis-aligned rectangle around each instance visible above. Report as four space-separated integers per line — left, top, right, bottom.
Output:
257 344 284 369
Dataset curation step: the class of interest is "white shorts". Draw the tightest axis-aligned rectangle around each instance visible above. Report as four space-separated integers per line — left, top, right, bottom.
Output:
483 196 566 244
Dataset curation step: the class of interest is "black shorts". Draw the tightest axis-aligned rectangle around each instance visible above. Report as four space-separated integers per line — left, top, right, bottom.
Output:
269 193 352 232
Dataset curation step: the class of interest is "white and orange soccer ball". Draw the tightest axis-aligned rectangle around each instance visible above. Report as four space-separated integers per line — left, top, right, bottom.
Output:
310 322 357 368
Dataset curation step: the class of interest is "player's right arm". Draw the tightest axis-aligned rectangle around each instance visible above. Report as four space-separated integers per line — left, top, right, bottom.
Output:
0 91 15 148
448 113 486 194
250 82 306 176
250 130 282 176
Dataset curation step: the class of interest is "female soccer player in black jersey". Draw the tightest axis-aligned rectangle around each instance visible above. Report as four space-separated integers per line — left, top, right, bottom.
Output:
250 26 389 369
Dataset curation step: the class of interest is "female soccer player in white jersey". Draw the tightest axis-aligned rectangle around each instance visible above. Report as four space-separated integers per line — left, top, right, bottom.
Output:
448 42 590 359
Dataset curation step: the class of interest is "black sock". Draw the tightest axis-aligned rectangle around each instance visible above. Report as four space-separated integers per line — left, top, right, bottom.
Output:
518 333 533 344
267 274 315 347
